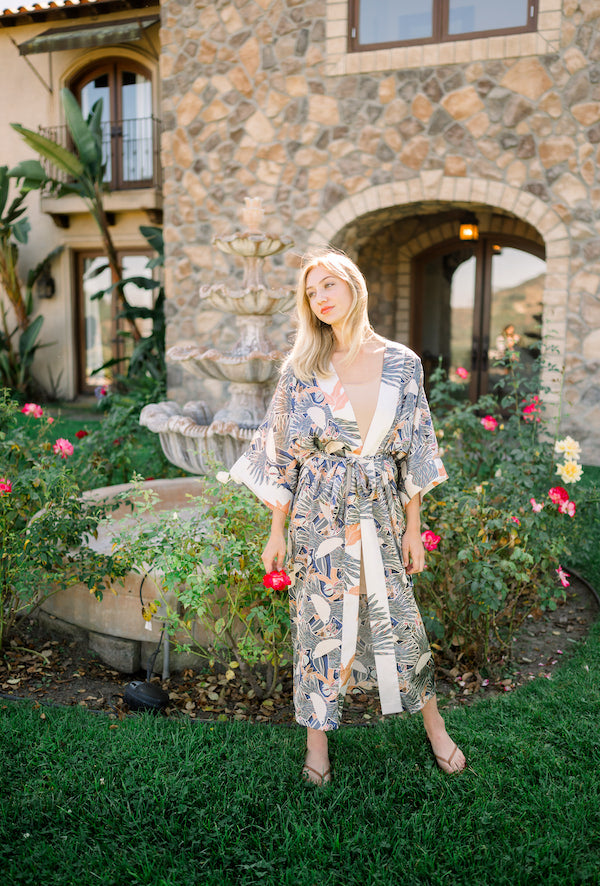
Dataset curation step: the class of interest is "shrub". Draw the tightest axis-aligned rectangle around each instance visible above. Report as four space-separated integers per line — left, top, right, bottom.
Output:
418 355 594 669
111 473 290 699
0 391 127 648
68 376 179 489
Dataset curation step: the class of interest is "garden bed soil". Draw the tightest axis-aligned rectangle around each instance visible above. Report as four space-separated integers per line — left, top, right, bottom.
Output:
1 575 597 725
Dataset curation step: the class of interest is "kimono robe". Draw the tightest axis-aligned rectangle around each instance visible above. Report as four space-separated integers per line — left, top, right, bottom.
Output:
230 340 447 731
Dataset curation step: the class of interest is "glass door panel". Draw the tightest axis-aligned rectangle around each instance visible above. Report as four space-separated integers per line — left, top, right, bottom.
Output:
82 257 113 388
419 248 475 389
80 253 154 391
120 71 153 183
80 74 112 182
488 247 545 393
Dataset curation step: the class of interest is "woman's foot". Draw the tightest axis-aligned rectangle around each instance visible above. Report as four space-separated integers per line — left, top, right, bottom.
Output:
303 727 331 785
421 697 466 774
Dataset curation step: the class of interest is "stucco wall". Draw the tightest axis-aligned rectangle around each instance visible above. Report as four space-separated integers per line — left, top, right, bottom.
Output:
160 0 600 464
0 13 160 398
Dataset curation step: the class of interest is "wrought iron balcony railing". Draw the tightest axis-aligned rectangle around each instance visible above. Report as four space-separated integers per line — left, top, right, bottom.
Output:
39 116 162 192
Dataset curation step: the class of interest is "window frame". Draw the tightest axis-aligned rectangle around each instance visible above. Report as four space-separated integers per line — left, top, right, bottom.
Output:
348 0 538 52
71 59 155 191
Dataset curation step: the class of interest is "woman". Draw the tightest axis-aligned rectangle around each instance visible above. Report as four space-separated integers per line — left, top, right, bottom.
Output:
230 250 465 784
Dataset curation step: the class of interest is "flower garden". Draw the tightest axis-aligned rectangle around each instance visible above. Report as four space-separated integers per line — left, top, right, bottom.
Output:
1 351 600 886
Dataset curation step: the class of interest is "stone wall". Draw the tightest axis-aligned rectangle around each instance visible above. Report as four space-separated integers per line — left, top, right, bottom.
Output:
160 0 600 463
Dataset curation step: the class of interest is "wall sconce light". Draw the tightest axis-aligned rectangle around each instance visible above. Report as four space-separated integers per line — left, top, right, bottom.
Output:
459 213 479 241
36 267 56 299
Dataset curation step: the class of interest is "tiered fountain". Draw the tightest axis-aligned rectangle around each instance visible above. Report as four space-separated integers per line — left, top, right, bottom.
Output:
140 198 295 472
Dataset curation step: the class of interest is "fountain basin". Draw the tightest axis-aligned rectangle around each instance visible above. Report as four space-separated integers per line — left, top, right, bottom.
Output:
199 284 295 315
140 403 255 473
40 478 217 673
167 345 283 384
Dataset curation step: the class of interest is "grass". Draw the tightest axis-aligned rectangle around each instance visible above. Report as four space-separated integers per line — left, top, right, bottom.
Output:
1 621 599 886
568 465 600 592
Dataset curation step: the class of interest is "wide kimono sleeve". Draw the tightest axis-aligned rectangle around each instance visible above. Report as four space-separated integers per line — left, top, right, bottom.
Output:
397 356 448 507
229 366 299 514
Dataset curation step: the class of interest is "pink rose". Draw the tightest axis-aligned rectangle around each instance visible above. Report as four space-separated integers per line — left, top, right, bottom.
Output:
548 486 569 505
421 530 441 551
47 417 54 425
480 415 498 431
556 566 570 588
53 438 74 458
510 516 521 526
558 500 576 517
530 498 544 512
0 478 12 496
263 570 292 591
456 367 469 379
21 403 43 418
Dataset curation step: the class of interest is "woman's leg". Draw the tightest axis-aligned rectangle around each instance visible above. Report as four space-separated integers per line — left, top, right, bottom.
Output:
421 694 466 773
303 726 331 784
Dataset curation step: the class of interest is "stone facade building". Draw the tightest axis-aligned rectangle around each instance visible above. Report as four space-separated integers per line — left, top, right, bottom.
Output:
160 0 600 465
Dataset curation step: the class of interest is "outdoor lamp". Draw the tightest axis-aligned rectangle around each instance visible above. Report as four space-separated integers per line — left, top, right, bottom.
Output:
459 213 479 241
36 267 56 299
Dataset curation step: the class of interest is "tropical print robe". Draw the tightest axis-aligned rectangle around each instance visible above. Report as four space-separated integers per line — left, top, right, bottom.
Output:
230 340 447 731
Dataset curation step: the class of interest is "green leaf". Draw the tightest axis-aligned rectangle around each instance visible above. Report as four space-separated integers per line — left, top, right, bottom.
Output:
8 159 47 189
61 88 103 173
139 225 164 264
11 123 85 180
12 217 30 245
18 314 43 361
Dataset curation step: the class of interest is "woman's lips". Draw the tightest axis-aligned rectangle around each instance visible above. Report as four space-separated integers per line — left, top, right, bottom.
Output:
320 306 333 315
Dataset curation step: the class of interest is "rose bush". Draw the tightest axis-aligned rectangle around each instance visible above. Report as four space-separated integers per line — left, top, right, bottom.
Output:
418 354 596 668
111 472 290 699
0 391 127 648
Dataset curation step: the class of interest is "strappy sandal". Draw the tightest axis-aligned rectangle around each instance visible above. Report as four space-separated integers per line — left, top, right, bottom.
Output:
301 763 332 786
434 741 465 775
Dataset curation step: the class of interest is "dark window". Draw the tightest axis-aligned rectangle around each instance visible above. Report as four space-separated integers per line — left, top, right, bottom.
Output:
349 0 537 50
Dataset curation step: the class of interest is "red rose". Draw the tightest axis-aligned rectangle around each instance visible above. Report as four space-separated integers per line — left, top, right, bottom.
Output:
75 430 89 439
263 570 292 590
548 486 569 505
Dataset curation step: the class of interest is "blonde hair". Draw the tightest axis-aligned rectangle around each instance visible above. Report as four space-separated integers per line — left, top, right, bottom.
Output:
287 249 374 381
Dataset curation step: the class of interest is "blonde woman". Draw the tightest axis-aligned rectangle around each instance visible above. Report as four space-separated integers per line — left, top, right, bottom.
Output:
231 250 465 784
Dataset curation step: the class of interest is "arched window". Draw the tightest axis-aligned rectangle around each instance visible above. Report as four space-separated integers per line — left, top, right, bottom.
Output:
71 60 156 189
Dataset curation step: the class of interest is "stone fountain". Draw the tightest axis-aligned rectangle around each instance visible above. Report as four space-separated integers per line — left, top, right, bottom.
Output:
140 198 295 472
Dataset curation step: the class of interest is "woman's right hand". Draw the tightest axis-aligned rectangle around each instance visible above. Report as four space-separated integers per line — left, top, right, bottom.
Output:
262 531 286 573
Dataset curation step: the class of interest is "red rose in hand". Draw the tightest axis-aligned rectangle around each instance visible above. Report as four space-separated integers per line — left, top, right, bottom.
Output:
263 570 292 590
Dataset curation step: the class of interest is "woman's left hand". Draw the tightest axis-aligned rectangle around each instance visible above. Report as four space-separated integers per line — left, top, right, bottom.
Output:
402 527 425 574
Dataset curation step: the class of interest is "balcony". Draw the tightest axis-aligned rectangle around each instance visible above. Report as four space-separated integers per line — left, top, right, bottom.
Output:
39 116 163 227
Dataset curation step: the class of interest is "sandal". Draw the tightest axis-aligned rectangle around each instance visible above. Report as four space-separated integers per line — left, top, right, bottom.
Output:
301 763 332 786
434 741 465 775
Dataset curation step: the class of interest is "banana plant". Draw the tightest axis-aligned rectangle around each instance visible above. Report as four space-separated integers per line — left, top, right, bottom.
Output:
10 87 142 341
0 165 62 394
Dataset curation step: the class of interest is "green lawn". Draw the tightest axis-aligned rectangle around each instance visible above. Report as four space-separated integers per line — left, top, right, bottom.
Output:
1 620 599 886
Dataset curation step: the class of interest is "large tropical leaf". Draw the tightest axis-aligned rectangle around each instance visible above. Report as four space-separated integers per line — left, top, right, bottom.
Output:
8 159 48 192
18 313 43 360
61 87 102 174
140 225 164 267
11 124 85 180
11 217 30 244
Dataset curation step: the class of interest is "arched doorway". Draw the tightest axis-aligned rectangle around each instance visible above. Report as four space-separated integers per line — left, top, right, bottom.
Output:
412 235 546 399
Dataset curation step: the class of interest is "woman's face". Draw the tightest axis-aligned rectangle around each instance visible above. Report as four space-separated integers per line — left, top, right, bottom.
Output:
305 265 354 328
